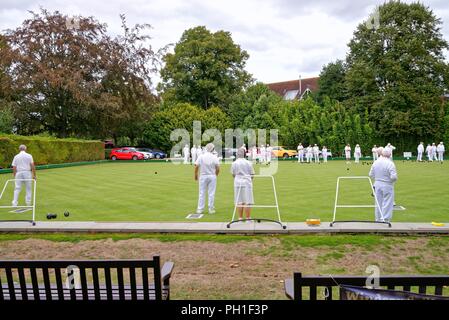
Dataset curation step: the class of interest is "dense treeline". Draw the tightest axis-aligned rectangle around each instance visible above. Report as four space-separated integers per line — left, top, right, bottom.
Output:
0 2 448 155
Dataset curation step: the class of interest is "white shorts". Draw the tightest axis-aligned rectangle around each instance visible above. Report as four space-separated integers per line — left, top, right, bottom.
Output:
234 185 254 205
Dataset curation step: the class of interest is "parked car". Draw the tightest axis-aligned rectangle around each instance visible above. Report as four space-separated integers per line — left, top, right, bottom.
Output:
271 146 298 158
135 148 154 160
150 149 167 159
109 147 144 161
137 148 167 159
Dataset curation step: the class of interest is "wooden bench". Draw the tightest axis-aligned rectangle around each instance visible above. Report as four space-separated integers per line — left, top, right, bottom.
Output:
285 272 449 300
0 256 174 301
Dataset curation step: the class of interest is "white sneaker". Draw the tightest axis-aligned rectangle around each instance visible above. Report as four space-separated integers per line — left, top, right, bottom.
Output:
209 209 216 214
196 209 203 214
11 202 18 207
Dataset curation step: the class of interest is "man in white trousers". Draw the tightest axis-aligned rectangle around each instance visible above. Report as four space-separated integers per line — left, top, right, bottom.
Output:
231 148 255 222
266 144 273 164
191 145 197 165
322 146 328 163
384 143 396 160
354 144 361 163
183 144 190 164
195 143 220 214
369 149 398 222
417 142 424 162
260 145 266 164
437 142 445 162
12 145 36 207
306 145 313 163
426 144 432 161
313 144 320 163
372 145 378 161
344 144 351 163
297 143 304 163
431 143 438 161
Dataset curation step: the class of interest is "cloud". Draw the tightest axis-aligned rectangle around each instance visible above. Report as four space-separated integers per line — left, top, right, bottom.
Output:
0 0 448 84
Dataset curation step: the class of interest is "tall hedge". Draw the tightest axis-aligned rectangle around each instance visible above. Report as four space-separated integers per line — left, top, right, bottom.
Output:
0 135 104 168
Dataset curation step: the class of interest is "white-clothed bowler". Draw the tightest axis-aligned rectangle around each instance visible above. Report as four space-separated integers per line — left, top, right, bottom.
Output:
369 157 398 222
196 152 219 212
11 151 34 206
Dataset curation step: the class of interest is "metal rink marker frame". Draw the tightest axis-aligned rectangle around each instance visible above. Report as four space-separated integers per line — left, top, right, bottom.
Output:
0 179 36 226
227 175 286 229
330 176 391 227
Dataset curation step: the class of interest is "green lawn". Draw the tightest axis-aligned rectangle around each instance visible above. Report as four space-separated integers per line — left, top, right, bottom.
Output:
0 160 448 222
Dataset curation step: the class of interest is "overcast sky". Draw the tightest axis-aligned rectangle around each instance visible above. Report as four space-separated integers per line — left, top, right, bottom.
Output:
1 0 448 85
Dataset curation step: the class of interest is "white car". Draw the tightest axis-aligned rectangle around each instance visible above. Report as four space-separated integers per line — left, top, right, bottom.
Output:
135 149 153 160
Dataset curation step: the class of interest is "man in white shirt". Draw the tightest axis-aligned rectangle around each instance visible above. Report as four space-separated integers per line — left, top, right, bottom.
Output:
297 143 304 163
195 143 220 214
417 142 424 162
260 145 266 164
183 144 190 164
191 145 197 165
344 144 351 163
384 143 396 160
322 146 328 163
306 145 313 163
354 144 362 163
11 145 36 207
231 148 255 221
313 144 320 163
431 143 438 161
369 149 398 222
266 144 273 164
251 146 257 162
372 145 378 161
426 144 432 161
437 142 445 162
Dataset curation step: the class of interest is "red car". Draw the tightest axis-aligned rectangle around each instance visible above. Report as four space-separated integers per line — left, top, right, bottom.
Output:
110 147 144 161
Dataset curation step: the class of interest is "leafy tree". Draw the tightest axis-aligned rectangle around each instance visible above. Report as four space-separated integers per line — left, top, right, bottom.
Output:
3 9 161 139
159 26 252 110
316 60 346 103
344 1 449 150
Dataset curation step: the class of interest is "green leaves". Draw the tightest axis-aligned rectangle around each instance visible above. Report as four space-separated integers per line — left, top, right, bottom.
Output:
159 26 252 110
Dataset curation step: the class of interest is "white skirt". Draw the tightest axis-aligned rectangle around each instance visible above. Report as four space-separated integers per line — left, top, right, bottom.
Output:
234 185 254 205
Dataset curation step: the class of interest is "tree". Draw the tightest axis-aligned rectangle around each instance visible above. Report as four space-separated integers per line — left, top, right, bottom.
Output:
344 1 449 150
159 26 253 110
316 60 346 103
3 9 161 139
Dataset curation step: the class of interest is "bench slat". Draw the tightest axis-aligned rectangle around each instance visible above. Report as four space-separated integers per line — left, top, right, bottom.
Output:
104 267 113 300
129 267 137 300
54 268 64 301
30 268 40 301
117 267 125 300
79 267 89 300
5 268 16 301
17 267 28 300
42 268 52 300
92 267 100 301
142 267 149 301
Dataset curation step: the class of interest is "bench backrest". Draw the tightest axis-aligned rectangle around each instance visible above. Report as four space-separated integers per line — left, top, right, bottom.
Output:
0 256 163 301
293 272 449 300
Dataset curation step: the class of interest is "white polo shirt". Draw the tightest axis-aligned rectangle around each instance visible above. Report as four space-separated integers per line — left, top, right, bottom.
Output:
231 158 254 187
12 151 34 172
195 152 219 176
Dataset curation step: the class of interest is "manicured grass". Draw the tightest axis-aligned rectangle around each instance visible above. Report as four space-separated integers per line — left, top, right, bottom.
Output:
0 160 448 222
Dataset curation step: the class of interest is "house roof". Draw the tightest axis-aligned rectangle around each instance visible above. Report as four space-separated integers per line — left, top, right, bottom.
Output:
266 77 319 100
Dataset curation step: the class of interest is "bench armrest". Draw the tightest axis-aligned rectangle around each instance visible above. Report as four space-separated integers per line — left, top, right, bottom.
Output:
161 261 175 283
284 278 294 300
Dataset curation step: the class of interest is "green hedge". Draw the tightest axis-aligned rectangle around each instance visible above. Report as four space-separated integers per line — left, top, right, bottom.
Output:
0 135 104 168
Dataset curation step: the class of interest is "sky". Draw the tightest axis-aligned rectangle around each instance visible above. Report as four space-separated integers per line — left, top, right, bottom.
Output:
1 0 448 85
